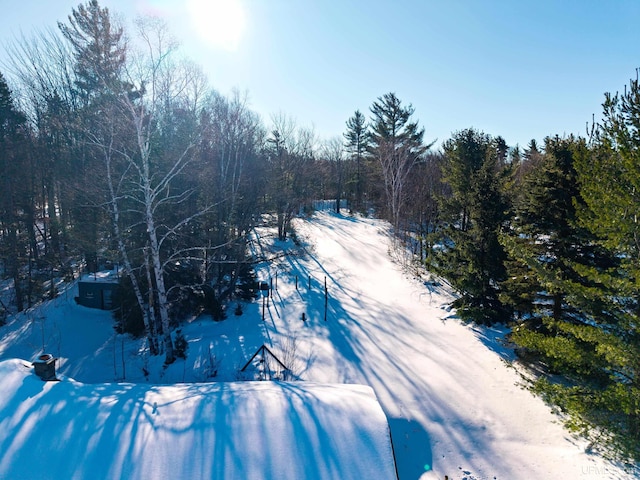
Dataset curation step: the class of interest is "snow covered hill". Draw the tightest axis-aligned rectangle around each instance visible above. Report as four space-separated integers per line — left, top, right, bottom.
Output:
0 211 636 480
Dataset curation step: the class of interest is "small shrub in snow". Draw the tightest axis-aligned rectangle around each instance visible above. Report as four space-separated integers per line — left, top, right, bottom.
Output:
174 329 188 359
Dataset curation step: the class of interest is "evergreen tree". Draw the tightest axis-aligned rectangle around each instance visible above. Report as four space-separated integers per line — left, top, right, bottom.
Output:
0 72 30 311
368 92 430 229
558 73 640 459
524 138 540 159
501 136 588 324
502 135 620 369
58 0 126 99
495 135 509 168
503 90 640 460
58 0 129 271
510 145 521 164
343 110 369 212
433 128 509 324
518 138 544 180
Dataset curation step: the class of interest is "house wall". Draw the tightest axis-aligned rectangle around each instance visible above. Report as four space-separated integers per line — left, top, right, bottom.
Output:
77 282 117 310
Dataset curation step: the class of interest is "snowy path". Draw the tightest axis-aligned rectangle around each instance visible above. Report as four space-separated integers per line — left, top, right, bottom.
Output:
260 212 630 480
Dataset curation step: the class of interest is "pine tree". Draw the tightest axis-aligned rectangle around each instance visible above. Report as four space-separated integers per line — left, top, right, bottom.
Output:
368 93 430 230
518 139 544 180
343 110 369 212
433 128 509 324
0 72 30 311
559 73 640 460
501 136 587 325
502 93 640 459
502 136 620 378
58 0 126 99
57 0 129 272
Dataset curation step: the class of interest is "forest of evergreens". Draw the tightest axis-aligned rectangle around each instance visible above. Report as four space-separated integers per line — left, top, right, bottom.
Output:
0 0 638 462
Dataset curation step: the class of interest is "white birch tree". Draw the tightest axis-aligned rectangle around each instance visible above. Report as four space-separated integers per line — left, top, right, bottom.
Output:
111 18 208 364
63 7 208 364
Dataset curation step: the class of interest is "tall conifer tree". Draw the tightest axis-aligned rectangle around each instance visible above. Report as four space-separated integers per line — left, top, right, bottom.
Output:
563 73 640 459
0 72 30 311
58 0 128 271
433 128 509 324
368 93 429 229
343 110 369 212
501 136 589 324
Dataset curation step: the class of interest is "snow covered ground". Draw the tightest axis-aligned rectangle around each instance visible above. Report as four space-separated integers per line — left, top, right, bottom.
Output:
0 211 637 479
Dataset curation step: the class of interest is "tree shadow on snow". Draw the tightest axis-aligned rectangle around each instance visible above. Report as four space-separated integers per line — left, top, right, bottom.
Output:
388 417 433 480
468 324 516 363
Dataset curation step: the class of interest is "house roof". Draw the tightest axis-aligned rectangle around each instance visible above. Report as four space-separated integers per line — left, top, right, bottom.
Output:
0 359 397 480
79 270 119 284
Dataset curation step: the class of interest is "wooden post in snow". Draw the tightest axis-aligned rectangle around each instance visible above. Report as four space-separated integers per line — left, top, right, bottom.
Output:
324 276 328 321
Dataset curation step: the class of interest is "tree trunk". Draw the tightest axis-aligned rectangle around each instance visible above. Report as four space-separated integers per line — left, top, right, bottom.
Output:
104 146 159 356
141 138 175 365
277 212 287 241
7 226 24 312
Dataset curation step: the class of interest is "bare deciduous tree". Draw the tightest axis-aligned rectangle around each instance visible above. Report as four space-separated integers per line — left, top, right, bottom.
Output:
266 113 316 240
321 137 345 213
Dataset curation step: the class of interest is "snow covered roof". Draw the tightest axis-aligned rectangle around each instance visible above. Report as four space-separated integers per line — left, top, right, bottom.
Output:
79 270 119 283
0 359 397 480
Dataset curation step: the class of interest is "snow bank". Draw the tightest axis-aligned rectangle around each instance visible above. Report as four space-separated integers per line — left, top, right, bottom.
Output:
0 359 397 480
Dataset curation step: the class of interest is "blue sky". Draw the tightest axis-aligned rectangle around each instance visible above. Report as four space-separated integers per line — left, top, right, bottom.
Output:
1 0 639 150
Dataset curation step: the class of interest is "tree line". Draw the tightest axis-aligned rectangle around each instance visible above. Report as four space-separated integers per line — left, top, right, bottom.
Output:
423 98 640 461
0 0 638 461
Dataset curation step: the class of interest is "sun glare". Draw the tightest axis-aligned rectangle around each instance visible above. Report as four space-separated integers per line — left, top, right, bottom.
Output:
186 0 246 52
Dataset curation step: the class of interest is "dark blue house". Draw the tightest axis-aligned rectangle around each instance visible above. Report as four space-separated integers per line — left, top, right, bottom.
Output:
77 272 119 310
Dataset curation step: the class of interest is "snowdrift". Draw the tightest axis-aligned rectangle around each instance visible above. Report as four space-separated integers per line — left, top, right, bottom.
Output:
0 359 397 480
